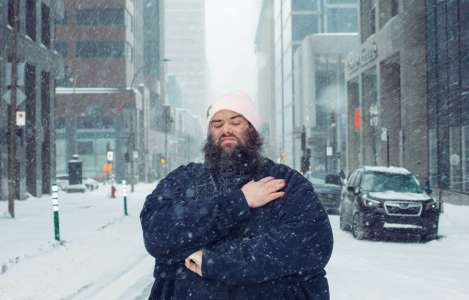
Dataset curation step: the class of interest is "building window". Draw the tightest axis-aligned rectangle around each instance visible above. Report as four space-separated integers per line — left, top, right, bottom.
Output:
7 0 15 27
292 0 319 11
391 0 399 17
26 0 36 41
99 9 125 26
361 0 376 42
76 41 98 57
76 41 126 58
292 14 319 41
327 8 358 32
41 3 51 48
76 9 98 25
77 8 125 26
55 41 68 57
77 141 94 155
98 41 125 58
379 0 399 28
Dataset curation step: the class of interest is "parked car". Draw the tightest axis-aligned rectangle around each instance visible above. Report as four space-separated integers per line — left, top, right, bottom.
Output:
83 178 100 191
54 174 87 193
305 172 343 214
339 166 440 241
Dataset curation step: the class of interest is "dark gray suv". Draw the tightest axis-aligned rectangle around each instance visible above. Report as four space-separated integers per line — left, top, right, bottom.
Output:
339 166 440 241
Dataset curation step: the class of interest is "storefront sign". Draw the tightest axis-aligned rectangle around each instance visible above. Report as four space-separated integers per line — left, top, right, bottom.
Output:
346 43 378 74
360 42 378 66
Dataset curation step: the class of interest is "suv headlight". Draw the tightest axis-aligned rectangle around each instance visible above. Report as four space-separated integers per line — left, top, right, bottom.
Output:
362 194 381 208
425 198 440 210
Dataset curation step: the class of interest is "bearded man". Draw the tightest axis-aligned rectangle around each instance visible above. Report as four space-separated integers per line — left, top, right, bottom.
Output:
140 91 333 300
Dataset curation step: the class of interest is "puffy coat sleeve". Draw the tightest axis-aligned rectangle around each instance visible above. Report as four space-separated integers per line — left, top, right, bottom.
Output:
140 165 251 262
201 173 333 285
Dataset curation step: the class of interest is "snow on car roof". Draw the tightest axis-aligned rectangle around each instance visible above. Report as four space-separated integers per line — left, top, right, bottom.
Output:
362 166 411 175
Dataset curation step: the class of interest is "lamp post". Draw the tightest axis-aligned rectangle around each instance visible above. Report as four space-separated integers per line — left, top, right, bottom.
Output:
128 65 148 192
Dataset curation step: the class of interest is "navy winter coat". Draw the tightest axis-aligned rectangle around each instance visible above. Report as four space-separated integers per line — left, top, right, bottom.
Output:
140 158 333 299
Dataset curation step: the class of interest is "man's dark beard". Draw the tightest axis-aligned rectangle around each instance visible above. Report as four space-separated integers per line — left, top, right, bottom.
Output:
203 127 263 176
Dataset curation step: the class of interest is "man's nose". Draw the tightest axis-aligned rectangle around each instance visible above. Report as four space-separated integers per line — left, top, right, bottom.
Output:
221 123 233 135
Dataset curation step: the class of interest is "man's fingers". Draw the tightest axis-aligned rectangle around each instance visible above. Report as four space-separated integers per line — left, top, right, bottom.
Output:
259 176 275 183
185 258 202 277
266 191 285 202
185 258 197 273
267 179 285 192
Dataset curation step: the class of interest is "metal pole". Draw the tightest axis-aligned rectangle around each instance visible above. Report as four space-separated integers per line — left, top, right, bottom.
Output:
164 125 168 176
386 129 390 167
8 0 20 218
51 185 61 241
325 138 328 175
122 180 128 216
130 113 135 192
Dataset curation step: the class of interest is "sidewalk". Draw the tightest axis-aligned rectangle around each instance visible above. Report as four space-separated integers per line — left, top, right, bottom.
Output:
0 183 157 300
434 188 469 206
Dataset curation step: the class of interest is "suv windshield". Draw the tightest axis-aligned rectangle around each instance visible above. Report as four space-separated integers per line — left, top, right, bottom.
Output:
360 172 424 193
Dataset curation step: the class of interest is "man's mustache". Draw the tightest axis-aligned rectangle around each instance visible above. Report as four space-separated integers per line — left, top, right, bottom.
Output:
218 134 239 144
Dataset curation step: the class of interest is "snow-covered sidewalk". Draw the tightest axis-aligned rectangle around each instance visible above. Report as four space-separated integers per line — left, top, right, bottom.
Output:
0 183 157 300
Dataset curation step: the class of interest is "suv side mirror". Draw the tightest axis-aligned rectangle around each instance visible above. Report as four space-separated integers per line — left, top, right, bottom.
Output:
348 186 360 194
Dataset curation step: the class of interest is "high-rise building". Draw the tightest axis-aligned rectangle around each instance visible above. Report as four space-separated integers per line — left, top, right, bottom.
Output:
163 0 208 118
0 0 63 200
257 0 358 168
55 0 157 182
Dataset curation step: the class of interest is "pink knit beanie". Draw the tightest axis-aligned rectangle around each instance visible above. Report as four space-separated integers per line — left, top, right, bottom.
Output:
206 91 260 132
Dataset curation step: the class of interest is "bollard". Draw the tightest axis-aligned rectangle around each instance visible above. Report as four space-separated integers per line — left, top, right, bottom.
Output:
111 175 116 198
122 180 128 216
51 184 61 241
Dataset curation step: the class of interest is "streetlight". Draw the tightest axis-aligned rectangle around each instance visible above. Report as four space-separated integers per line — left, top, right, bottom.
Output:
128 65 148 192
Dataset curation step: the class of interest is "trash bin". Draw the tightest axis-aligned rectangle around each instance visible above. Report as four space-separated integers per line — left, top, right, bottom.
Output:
67 154 85 193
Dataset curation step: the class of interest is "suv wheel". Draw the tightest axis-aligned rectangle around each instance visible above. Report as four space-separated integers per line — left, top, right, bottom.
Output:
352 212 367 240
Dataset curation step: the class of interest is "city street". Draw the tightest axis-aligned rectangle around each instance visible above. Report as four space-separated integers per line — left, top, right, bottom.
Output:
1 183 468 300
1 1 468 299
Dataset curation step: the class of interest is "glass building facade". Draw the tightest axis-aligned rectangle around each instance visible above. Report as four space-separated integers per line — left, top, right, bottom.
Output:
426 0 469 192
